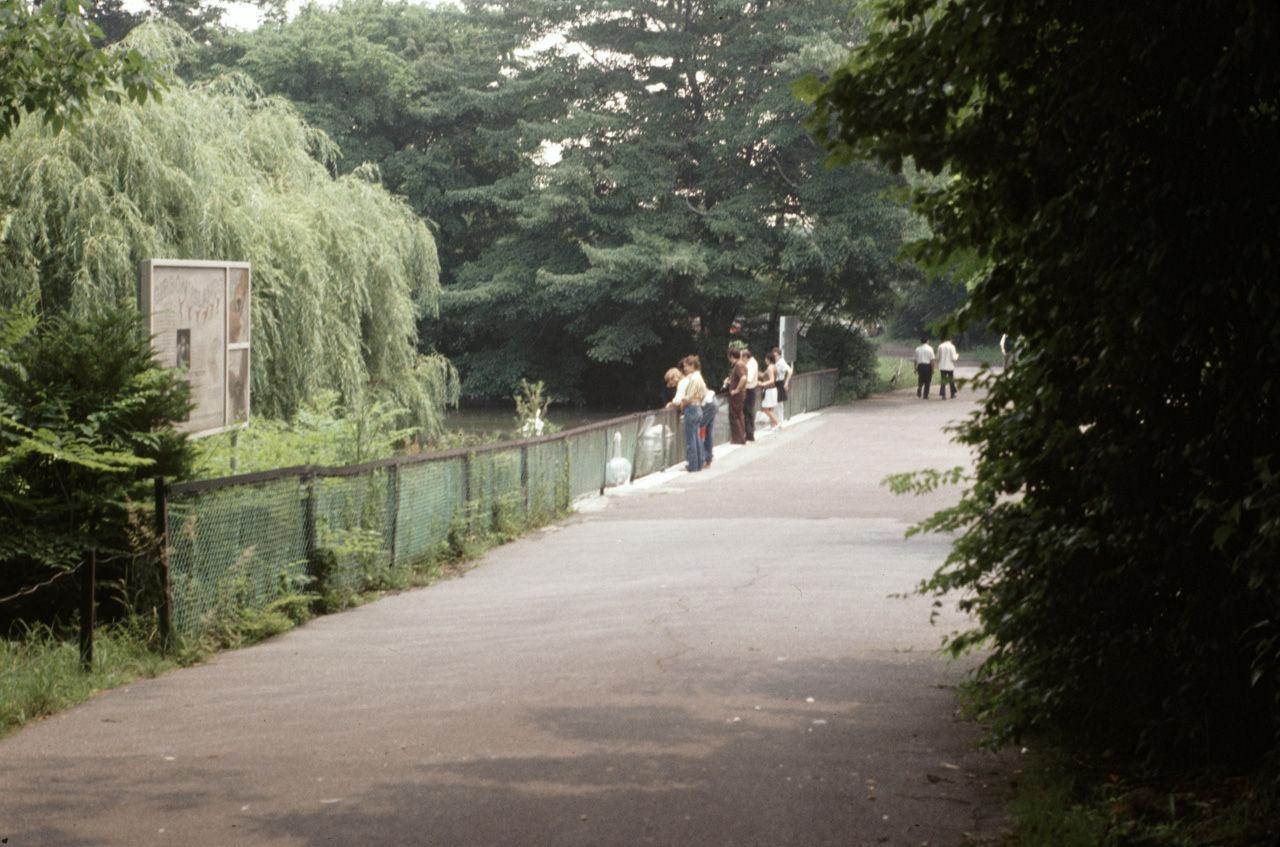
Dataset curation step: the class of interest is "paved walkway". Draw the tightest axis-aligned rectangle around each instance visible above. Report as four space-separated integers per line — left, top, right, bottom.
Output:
1 375 1019 847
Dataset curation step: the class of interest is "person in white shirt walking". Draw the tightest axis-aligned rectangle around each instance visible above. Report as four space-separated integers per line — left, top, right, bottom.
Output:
936 336 958 399
913 336 936 399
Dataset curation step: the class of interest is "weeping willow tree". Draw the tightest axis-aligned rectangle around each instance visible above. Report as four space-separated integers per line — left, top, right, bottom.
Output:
0 23 457 436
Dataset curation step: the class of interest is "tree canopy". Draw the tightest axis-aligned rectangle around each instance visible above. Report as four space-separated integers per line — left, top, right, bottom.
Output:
0 301 196 626
802 0 1280 765
199 0 916 404
0 0 164 139
0 24 457 437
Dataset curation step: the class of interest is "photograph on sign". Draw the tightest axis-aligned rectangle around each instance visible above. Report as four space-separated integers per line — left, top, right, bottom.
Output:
139 260 251 436
229 267 250 345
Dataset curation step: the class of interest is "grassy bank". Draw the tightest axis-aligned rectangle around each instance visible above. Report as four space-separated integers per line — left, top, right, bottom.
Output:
1 621 183 736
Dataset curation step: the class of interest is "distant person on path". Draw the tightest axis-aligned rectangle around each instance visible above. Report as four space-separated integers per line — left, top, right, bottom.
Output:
914 335 936 399
724 349 748 444
683 355 720 469
665 363 708 472
741 346 760 442
758 352 782 432
1000 333 1015 369
936 335 958 399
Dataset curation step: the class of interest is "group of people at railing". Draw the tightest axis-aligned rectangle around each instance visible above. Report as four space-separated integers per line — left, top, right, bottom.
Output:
664 345 793 473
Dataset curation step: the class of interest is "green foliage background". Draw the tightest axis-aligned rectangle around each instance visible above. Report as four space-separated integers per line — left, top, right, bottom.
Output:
0 0 163 140
0 23 457 437
0 301 197 627
804 0 1280 767
192 0 915 404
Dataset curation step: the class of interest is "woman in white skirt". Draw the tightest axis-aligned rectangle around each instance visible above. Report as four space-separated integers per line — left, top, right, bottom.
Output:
758 352 782 432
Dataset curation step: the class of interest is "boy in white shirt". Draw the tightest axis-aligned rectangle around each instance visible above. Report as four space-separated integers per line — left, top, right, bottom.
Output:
936 336 958 399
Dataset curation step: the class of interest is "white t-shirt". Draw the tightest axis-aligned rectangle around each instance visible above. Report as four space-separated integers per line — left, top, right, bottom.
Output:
914 343 935 365
744 356 759 388
936 341 958 370
672 375 692 405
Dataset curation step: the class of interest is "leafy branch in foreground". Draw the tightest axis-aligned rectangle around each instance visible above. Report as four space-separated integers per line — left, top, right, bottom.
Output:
0 21 458 439
1 299 195 627
808 0 1280 767
0 0 165 140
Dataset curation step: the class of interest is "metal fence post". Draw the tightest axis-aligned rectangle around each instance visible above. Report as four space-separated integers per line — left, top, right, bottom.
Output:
302 467 316 572
154 476 172 640
600 427 608 495
387 463 400 568
521 443 530 519
79 549 95 671
463 450 473 533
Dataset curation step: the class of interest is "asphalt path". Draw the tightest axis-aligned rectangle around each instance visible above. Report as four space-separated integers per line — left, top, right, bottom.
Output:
1 370 1021 847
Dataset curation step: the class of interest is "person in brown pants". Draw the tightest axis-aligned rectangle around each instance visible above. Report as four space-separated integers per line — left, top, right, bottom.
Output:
725 349 748 444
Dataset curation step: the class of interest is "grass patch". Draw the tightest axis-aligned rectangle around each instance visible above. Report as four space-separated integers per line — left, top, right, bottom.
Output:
0 620 184 738
839 356 907 403
874 356 908 392
964 342 1004 367
1008 746 1279 847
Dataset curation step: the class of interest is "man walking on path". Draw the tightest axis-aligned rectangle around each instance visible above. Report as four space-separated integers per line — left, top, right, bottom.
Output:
936 335 958 399
914 335 936 399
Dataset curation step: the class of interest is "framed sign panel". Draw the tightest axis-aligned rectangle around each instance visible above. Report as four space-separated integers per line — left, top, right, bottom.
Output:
139 259 251 437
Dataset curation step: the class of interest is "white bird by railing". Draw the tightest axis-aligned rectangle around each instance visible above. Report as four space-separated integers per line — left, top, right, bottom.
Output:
605 431 632 487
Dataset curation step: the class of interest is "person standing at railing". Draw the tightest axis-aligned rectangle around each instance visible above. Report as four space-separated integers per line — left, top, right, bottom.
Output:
741 346 760 442
771 347 791 415
681 355 719 469
724 349 748 444
758 352 782 432
666 363 709 472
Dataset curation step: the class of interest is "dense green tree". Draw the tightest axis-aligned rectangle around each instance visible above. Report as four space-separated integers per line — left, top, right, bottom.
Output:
205 0 914 404
145 0 227 43
0 300 196 627
801 0 1280 766
83 0 147 46
439 0 915 403
0 23 457 438
193 0 557 286
0 0 164 139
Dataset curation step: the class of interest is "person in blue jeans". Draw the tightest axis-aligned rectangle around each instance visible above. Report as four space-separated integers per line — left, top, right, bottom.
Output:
666 361 710 472
680 355 719 469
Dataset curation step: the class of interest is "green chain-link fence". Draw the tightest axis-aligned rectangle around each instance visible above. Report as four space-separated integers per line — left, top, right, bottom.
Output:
163 370 838 637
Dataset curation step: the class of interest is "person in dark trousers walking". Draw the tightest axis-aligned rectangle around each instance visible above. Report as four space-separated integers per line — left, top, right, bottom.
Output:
936 335 958 399
725 349 748 443
913 336 936 399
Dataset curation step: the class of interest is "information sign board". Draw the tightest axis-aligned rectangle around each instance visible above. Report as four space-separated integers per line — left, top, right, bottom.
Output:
139 259 251 437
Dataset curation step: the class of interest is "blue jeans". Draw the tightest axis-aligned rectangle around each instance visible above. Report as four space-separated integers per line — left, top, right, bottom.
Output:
683 407 703 471
699 400 718 465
